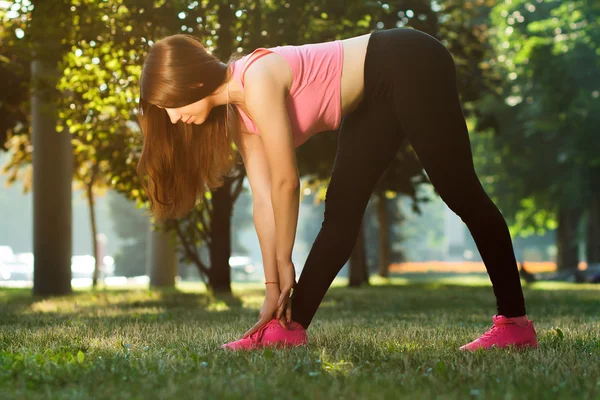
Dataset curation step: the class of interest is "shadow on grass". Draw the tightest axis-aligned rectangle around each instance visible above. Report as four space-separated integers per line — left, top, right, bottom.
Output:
112 289 243 310
0 286 248 329
299 282 600 325
1 282 598 330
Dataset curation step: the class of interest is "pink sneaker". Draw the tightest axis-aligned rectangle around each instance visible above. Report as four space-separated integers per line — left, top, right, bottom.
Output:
221 319 307 351
460 315 539 351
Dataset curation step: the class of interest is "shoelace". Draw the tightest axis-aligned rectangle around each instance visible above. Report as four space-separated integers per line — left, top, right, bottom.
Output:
479 323 508 341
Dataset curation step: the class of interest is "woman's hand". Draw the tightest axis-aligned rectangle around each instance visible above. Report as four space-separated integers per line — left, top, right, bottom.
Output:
276 259 296 323
242 286 287 339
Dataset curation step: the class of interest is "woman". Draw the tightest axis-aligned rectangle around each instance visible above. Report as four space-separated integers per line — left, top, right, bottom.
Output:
137 27 539 351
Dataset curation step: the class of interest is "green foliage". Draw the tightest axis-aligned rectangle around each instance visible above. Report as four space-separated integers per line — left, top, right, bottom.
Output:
475 0 600 236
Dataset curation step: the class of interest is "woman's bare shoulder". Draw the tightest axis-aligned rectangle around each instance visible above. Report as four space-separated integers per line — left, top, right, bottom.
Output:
243 52 293 94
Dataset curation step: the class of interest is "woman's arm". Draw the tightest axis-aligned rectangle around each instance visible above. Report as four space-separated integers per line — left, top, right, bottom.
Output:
233 132 280 286
244 66 300 265
235 129 291 336
238 56 300 335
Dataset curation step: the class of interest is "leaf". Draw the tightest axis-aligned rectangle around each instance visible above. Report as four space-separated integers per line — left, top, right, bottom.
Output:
77 350 85 364
555 328 564 341
322 361 335 370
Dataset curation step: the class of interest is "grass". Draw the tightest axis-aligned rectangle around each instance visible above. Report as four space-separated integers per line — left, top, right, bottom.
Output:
1 277 599 400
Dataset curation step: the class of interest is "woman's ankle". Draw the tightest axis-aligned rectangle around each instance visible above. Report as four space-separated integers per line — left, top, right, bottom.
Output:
506 315 529 327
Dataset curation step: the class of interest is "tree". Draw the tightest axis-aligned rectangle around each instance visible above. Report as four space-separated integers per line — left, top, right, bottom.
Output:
170 169 246 292
1 0 205 290
372 191 407 277
147 221 178 287
29 0 73 296
348 222 369 287
1 0 142 292
478 0 600 270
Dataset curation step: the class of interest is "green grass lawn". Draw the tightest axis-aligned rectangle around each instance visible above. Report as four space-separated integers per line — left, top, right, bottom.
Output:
1 277 599 399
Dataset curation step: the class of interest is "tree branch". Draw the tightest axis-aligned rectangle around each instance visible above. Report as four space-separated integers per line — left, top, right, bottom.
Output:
174 220 210 282
193 208 211 245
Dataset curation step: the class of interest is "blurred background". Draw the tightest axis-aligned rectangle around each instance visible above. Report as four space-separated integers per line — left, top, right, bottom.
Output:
0 0 598 293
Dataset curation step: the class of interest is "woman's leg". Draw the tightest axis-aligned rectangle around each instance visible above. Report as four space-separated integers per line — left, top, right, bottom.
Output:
382 28 526 318
290 77 406 329
291 28 527 330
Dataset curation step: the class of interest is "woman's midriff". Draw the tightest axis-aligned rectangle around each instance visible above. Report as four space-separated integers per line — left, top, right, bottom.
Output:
339 33 372 117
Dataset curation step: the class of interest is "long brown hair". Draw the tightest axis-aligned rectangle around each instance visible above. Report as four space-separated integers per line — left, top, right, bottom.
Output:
137 34 242 221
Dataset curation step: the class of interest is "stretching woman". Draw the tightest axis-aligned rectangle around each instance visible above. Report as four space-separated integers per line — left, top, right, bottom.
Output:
137 27 539 351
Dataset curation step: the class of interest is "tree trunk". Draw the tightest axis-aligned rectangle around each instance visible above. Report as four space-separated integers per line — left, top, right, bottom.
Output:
556 205 582 271
349 221 369 287
147 222 177 287
96 233 107 284
586 195 600 265
209 181 233 293
376 192 391 277
31 1 72 296
200 0 236 294
86 172 99 288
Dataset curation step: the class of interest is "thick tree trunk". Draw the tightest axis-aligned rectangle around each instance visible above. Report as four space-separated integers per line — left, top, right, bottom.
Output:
376 192 391 277
31 1 72 296
147 222 177 287
201 0 236 294
586 196 600 265
556 205 582 271
349 221 369 287
209 181 233 293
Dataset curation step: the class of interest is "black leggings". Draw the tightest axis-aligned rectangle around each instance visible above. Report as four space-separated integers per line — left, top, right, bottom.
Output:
290 28 526 329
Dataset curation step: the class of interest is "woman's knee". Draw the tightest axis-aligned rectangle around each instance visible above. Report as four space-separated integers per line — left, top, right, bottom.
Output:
438 181 497 223
323 196 369 227
322 185 370 228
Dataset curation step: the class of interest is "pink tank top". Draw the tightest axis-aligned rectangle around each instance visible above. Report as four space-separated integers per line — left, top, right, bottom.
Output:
232 39 344 148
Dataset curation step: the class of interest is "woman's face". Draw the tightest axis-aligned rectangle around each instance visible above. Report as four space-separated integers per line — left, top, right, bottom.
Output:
162 98 212 125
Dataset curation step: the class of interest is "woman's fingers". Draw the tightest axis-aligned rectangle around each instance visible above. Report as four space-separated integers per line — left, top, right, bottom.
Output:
276 296 287 319
277 288 293 317
278 315 287 328
242 316 268 339
277 291 293 324
277 287 293 307
277 291 287 308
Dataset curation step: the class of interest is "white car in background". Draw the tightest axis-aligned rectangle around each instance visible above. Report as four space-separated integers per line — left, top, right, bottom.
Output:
229 255 257 282
0 245 115 283
0 246 31 281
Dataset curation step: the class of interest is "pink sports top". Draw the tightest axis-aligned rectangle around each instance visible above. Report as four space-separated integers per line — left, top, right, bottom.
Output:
231 39 344 148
